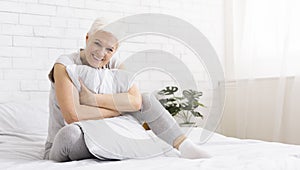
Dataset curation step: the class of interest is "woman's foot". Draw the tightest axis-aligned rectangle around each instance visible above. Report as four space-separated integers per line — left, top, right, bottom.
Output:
178 138 212 159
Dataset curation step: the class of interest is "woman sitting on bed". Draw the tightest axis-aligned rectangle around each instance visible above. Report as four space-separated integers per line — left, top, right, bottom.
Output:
44 18 211 162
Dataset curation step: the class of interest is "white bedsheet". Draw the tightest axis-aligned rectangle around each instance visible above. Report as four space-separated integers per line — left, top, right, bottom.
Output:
1 128 300 170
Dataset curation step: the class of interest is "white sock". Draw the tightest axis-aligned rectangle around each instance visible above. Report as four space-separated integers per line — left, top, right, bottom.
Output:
178 139 212 159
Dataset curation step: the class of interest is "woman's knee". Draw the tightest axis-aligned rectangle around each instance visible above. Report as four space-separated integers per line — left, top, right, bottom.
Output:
49 124 83 161
141 93 166 122
53 124 83 149
54 124 83 146
141 93 158 110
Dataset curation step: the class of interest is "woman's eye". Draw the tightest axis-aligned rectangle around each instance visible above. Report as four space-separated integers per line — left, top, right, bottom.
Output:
95 42 102 46
107 48 113 53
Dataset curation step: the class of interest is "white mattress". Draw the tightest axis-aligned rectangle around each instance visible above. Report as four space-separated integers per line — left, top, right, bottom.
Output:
1 128 300 170
0 101 300 170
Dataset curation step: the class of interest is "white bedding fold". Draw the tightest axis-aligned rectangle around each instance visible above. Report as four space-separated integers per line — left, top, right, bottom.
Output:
1 128 300 170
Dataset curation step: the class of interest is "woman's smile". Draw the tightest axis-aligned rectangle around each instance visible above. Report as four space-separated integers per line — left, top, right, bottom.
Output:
91 53 104 62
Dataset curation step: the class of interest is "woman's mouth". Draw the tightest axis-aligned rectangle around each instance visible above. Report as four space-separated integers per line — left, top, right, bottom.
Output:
92 54 104 62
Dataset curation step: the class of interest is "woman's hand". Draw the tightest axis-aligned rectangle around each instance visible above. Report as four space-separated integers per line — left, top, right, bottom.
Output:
79 79 97 107
94 84 142 112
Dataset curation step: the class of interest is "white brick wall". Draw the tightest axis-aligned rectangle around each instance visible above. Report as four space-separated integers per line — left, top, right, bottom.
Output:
0 0 224 105
0 12 18 24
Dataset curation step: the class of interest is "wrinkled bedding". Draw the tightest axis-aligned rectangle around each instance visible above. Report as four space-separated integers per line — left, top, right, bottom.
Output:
1 101 300 170
1 128 300 170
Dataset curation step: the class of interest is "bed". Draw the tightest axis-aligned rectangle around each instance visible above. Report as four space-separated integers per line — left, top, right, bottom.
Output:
1 101 300 170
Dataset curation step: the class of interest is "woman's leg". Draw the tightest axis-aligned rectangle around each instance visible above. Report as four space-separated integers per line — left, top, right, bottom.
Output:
140 93 184 146
48 124 94 162
131 93 211 159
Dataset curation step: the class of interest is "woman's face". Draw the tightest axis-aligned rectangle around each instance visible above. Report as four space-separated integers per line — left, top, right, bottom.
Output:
83 31 118 68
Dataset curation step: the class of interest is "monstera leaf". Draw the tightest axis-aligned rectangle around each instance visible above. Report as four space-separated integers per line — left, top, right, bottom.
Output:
191 110 203 118
159 98 176 104
180 102 193 111
159 98 181 116
193 101 205 108
158 86 178 95
182 89 202 101
165 104 181 116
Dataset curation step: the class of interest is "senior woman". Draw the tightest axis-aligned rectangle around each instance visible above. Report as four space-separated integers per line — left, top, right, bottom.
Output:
44 18 211 162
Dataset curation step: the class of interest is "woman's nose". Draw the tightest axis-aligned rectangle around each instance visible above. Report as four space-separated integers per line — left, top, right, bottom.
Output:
96 47 107 57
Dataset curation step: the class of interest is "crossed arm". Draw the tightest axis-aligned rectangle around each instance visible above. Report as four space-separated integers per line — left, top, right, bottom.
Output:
53 63 142 124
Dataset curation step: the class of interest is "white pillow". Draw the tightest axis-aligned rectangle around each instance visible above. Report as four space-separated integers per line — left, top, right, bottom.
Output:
65 65 180 159
0 101 49 134
66 64 133 94
77 115 179 160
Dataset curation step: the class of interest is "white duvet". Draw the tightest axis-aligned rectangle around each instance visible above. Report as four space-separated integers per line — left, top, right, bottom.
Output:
1 100 300 169
1 127 300 170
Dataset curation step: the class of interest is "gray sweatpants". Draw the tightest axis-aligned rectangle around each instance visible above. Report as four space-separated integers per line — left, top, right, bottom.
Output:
44 93 184 162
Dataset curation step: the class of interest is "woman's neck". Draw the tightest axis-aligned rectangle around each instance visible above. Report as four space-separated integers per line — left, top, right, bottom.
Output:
79 49 89 66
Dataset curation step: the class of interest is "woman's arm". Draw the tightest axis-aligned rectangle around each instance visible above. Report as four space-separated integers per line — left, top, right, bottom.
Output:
53 63 120 124
96 84 142 112
79 81 142 112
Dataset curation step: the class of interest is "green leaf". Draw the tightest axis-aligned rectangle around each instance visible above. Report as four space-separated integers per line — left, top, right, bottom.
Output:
166 98 177 102
191 110 203 118
182 89 202 100
194 101 206 108
158 99 168 105
159 86 178 95
180 102 193 110
165 104 180 116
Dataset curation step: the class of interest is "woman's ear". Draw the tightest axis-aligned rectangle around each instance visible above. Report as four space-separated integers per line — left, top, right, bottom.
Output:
85 34 89 43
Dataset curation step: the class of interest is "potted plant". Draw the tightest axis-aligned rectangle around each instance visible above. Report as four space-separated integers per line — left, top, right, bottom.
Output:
157 86 205 126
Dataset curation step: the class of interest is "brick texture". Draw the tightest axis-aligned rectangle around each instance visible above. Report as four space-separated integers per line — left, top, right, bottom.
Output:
0 0 224 103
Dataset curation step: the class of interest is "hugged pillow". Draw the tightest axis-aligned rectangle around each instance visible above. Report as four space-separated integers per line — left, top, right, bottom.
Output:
65 65 134 94
65 65 180 159
0 101 49 134
76 115 179 160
